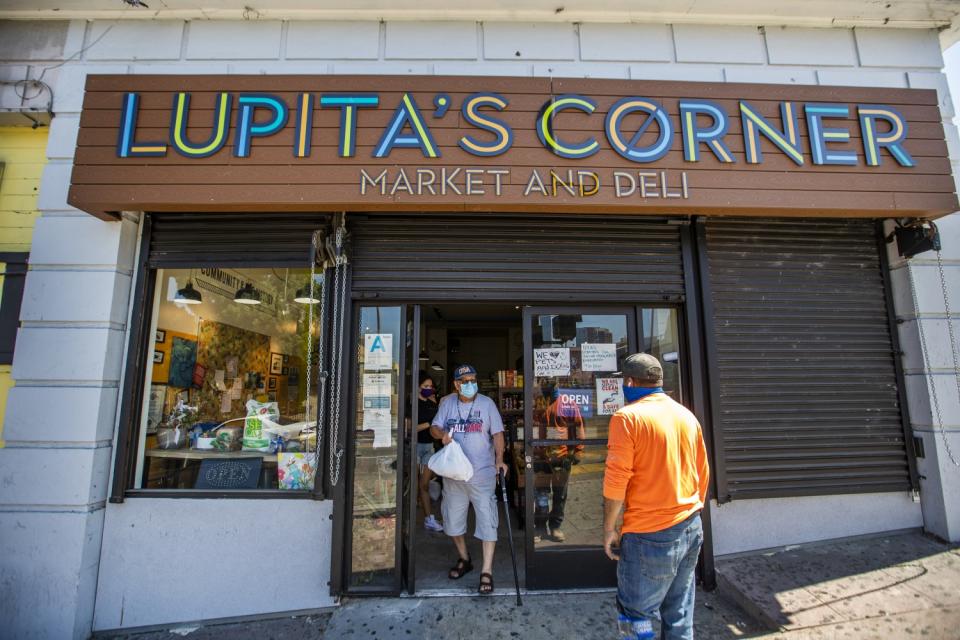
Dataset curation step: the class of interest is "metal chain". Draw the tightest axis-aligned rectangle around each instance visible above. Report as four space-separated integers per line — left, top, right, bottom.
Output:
936 250 960 421
907 255 960 467
328 225 348 487
305 234 316 422
308 230 328 483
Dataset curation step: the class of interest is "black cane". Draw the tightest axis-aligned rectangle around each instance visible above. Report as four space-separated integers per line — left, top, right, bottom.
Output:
498 467 522 606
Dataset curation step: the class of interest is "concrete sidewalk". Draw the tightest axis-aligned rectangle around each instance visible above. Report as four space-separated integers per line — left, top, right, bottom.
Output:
96 587 763 640
717 531 960 638
98 531 960 640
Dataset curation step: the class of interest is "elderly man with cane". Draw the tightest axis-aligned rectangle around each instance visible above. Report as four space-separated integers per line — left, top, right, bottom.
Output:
430 364 508 595
603 354 710 639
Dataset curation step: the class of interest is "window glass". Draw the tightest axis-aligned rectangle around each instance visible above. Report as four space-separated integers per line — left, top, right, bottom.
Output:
641 308 682 401
349 306 402 589
530 313 630 441
135 267 321 491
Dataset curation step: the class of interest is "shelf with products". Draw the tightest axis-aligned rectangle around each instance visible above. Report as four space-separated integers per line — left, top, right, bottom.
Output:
497 387 525 413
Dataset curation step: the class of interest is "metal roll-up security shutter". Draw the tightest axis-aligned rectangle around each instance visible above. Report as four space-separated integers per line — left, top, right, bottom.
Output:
350 214 684 301
704 218 911 501
148 213 329 267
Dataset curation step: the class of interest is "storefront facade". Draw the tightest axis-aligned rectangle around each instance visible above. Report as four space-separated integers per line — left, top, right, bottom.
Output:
1 7 959 637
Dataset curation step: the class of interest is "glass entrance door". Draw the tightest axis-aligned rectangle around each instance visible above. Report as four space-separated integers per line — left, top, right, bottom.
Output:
346 304 408 593
521 306 686 589
522 307 636 589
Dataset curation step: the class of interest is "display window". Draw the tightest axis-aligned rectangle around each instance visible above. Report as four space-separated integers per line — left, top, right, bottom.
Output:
133 267 323 492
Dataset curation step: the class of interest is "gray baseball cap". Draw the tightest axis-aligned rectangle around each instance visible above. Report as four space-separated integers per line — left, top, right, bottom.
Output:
622 353 663 385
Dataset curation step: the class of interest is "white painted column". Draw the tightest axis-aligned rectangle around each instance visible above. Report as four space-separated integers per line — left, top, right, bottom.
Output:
886 38 960 542
888 214 960 544
0 19 140 639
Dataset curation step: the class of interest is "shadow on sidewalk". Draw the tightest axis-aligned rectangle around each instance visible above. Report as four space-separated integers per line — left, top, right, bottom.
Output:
716 532 960 632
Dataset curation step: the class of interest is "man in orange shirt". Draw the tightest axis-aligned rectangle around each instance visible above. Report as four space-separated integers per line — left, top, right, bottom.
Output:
603 353 709 640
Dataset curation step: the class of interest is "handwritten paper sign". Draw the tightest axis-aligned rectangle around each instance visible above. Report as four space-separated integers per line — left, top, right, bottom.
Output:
596 378 625 415
534 348 571 377
581 343 618 372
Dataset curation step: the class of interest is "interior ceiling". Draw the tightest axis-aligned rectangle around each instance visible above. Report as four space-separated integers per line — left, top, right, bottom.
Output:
423 304 522 324
1 0 958 34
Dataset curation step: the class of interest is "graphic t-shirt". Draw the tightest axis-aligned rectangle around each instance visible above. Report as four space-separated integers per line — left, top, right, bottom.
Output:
432 393 504 483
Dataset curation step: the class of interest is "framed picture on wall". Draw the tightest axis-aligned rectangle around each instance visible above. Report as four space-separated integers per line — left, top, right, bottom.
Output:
155 329 166 343
147 384 166 432
281 366 289 376
270 353 283 375
268 377 278 390
153 350 164 364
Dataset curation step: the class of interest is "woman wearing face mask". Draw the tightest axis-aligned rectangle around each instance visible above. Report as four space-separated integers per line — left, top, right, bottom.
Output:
415 372 444 532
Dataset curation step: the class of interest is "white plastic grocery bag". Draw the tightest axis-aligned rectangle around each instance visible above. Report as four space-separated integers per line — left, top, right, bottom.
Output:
428 440 474 482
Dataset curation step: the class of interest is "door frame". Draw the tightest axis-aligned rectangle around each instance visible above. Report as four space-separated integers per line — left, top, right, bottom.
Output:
336 294 714 596
404 305 422 594
521 305 640 590
340 302 410 596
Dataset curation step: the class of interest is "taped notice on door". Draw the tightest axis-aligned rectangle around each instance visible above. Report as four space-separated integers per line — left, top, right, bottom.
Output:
364 333 393 371
596 378 624 415
534 348 570 377
364 408 393 448
581 343 617 372
362 373 391 410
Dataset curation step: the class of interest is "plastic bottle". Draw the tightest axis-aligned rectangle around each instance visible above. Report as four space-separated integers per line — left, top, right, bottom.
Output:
617 614 655 639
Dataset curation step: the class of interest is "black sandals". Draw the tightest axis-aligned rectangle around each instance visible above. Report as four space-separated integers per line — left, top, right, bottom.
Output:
448 556 473 579
478 572 494 594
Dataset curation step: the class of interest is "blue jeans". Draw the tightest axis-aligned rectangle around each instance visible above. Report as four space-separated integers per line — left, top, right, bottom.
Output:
617 513 703 640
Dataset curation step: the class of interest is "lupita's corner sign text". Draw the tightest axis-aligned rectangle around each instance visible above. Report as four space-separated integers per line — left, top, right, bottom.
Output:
115 90 916 169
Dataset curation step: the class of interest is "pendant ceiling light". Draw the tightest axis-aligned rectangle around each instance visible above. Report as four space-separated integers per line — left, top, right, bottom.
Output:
294 285 320 304
174 281 202 305
419 351 429 361
234 283 261 305
430 360 444 371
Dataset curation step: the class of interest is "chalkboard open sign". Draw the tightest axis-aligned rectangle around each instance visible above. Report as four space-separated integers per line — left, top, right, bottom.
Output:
194 457 262 489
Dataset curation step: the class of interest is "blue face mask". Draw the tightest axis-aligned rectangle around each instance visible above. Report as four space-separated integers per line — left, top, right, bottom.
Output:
420 388 435 398
459 381 478 399
623 385 663 403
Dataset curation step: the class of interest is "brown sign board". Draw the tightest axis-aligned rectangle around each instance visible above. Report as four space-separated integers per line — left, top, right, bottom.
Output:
68 74 957 221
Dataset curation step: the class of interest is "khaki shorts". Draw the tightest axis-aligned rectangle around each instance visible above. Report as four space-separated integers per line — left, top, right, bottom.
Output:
441 475 499 542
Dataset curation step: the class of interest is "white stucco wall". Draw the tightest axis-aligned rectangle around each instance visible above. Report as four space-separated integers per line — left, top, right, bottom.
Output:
710 493 923 557
92 499 334 631
1 16 957 638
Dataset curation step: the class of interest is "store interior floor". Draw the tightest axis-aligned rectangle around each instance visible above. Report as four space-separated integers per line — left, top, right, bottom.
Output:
412 495 526 593
413 304 526 593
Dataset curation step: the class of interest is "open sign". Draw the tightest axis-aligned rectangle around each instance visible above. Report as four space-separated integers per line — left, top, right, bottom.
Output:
557 388 595 419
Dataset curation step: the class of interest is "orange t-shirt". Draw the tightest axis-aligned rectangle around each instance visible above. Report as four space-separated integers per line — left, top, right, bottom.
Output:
603 393 709 534
537 397 586 459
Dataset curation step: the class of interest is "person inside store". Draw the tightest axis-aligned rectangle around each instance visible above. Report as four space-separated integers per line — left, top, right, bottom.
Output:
430 364 507 595
415 372 444 532
532 384 586 543
602 353 710 639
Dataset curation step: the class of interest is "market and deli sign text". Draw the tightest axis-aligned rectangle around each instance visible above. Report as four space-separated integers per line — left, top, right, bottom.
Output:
117 91 915 197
